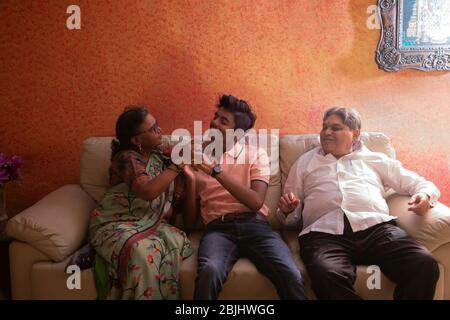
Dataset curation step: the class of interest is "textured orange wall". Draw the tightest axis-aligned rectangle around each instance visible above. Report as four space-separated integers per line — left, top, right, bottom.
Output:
0 0 449 215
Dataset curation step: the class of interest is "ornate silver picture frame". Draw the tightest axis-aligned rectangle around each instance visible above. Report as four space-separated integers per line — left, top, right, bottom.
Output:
376 0 450 72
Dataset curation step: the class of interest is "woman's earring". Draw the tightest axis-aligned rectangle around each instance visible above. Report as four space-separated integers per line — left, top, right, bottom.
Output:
137 144 143 151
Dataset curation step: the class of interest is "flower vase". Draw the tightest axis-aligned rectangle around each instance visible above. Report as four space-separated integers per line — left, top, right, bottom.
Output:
0 185 10 241
0 185 6 219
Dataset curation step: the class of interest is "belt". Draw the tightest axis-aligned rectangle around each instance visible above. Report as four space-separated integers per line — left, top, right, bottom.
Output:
211 212 267 224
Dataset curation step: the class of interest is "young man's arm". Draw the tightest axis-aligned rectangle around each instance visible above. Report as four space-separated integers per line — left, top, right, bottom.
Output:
216 174 268 212
194 161 268 212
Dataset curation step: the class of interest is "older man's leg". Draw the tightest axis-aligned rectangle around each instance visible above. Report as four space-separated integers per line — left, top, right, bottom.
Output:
299 231 360 300
362 221 439 300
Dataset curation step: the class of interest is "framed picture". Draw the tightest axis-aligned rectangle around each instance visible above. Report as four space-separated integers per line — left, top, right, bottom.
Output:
376 0 450 72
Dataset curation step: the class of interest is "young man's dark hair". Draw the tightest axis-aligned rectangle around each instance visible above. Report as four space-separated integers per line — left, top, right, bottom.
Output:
217 95 256 131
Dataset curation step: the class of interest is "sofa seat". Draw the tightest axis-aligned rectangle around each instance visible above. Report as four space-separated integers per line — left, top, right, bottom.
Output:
8 241 95 300
31 260 96 300
20 230 445 300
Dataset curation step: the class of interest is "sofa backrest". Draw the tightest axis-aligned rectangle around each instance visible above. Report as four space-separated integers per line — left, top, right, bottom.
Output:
80 134 281 199
80 137 114 202
80 132 394 229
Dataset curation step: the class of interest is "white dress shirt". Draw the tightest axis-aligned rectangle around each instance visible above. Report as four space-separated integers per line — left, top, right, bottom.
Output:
277 141 440 236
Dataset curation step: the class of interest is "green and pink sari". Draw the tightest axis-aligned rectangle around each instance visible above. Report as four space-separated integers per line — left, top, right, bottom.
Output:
89 150 192 300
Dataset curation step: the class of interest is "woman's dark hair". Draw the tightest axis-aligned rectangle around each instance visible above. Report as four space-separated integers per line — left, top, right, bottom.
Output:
217 95 256 131
111 106 148 158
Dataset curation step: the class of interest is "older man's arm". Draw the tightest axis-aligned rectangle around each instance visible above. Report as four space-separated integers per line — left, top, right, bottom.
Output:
376 156 440 215
276 157 304 230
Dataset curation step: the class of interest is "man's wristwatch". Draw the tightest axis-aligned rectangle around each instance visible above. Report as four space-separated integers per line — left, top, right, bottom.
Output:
429 196 437 209
428 198 437 209
211 164 222 178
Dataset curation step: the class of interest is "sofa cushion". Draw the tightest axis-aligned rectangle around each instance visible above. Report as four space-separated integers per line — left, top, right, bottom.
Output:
260 133 281 186
6 185 96 262
263 185 282 229
279 132 395 185
80 137 114 202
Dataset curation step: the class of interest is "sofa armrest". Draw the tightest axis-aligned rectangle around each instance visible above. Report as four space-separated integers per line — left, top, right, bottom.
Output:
387 194 450 252
6 184 96 262
9 241 50 299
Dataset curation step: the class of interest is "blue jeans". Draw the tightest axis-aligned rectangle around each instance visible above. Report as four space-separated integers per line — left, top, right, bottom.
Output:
194 213 306 300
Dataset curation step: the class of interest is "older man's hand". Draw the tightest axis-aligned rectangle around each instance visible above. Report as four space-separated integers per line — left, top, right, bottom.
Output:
408 192 431 215
279 192 301 215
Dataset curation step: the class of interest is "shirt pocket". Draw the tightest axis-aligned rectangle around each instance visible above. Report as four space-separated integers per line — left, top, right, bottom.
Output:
349 159 367 176
348 159 382 187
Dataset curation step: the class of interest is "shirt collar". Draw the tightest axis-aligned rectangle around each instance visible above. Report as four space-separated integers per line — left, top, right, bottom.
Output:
224 139 245 159
318 140 364 158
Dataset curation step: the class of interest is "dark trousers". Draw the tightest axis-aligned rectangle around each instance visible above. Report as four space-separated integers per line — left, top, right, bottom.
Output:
299 215 439 300
194 213 306 300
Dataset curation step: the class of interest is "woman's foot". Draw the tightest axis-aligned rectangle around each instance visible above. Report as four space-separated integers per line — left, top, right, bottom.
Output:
65 243 96 271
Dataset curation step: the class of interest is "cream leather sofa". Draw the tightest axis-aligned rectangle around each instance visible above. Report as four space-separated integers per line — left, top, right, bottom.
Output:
6 133 450 300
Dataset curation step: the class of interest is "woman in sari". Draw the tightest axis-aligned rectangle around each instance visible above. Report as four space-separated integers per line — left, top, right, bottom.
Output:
89 106 196 300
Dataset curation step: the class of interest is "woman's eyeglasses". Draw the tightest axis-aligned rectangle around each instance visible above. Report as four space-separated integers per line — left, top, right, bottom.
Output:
136 121 161 136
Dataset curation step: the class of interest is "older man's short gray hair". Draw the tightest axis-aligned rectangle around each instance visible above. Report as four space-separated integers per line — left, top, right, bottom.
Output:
323 107 361 131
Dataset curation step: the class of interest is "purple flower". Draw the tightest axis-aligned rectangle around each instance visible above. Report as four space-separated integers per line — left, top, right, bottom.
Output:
8 155 22 180
0 154 6 167
0 153 22 186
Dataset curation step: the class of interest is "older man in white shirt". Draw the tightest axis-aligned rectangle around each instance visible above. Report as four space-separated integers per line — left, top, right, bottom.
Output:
277 107 440 300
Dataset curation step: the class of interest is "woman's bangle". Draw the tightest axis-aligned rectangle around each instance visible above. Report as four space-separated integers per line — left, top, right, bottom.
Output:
168 164 181 173
167 163 181 173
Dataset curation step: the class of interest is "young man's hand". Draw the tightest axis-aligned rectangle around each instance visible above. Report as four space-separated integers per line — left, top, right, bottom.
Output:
192 149 216 176
192 162 215 176
279 192 301 215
